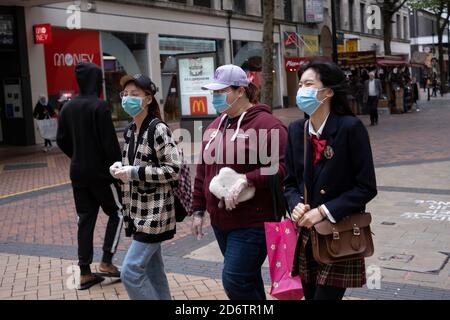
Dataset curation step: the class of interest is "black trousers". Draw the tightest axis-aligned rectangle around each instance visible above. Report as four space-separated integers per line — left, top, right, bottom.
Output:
301 280 347 300
367 96 379 125
72 182 123 269
44 139 52 147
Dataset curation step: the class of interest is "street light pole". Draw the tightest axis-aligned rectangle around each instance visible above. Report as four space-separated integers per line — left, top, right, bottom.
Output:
330 0 339 63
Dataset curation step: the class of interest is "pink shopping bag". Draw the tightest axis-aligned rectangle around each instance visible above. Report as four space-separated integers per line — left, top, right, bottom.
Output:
264 219 304 300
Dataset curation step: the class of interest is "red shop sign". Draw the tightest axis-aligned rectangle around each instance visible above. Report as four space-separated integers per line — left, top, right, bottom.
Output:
33 24 53 44
44 28 101 96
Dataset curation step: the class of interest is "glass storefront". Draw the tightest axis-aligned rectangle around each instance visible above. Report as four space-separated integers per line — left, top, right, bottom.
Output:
101 31 148 124
41 29 148 127
159 36 225 121
232 40 282 108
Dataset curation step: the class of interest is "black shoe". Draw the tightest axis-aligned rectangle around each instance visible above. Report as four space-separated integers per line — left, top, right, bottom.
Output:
94 271 121 278
78 274 105 290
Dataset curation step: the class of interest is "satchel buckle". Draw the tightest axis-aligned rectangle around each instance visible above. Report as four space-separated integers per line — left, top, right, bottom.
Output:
353 226 361 236
333 231 340 240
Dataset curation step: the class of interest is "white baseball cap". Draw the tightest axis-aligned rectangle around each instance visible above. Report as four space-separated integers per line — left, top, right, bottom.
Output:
202 64 250 90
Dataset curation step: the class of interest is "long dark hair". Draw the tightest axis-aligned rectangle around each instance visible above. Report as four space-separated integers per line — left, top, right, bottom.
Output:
145 90 162 120
299 61 354 116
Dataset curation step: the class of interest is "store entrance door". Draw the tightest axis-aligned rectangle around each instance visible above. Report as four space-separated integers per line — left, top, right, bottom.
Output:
286 70 298 108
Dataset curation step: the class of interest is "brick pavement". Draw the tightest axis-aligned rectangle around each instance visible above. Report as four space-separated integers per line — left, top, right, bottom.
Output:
1 95 450 300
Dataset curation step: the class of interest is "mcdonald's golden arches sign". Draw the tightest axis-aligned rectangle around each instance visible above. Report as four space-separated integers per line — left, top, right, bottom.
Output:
190 96 208 115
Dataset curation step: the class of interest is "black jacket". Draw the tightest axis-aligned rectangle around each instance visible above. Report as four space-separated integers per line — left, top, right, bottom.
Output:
284 113 377 222
33 102 55 120
56 62 121 187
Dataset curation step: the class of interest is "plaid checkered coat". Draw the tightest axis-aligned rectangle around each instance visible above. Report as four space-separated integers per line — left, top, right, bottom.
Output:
121 116 181 243
284 114 377 288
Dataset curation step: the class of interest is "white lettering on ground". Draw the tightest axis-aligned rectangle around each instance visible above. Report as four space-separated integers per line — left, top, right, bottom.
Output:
402 200 450 222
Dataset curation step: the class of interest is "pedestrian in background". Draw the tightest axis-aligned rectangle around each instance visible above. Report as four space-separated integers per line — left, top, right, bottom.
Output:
192 64 287 300
432 75 438 97
33 94 56 152
427 77 432 101
284 61 377 300
354 76 365 115
57 62 123 290
363 72 383 126
111 74 181 300
411 77 419 109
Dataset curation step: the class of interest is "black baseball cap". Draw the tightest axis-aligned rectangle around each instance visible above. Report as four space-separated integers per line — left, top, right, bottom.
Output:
120 74 158 95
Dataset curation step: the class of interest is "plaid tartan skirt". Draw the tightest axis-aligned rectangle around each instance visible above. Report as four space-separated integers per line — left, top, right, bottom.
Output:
296 228 366 288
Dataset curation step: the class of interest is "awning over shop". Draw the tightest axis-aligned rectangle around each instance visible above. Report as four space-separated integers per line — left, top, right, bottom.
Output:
410 51 433 68
376 54 409 66
338 50 377 67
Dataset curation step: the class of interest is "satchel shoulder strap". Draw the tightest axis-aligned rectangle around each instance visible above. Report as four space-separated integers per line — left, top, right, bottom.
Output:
304 119 308 205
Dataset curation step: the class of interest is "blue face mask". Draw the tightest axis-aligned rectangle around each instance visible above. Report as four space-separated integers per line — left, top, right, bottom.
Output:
296 87 328 116
122 96 144 117
212 92 231 114
212 90 241 114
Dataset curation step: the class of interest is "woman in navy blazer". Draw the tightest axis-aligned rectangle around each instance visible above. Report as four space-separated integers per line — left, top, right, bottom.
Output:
284 62 377 300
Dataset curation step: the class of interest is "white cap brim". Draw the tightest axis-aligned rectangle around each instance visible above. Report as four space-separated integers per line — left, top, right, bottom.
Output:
201 82 230 91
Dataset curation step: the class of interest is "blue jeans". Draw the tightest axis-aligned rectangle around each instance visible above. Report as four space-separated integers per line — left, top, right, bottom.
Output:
121 240 171 300
212 226 267 300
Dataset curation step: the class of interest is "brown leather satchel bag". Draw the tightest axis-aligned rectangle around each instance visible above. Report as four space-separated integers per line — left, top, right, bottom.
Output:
310 213 374 264
303 121 374 265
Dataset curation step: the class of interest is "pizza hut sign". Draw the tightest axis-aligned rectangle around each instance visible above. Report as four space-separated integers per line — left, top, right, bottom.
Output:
33 24 53 44
285 57 309 71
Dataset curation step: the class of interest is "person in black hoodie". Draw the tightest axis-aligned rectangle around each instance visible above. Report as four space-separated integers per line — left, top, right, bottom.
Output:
57 62 123 290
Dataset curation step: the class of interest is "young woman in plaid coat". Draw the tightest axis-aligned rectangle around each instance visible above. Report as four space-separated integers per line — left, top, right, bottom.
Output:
284 62 377 300
110 74 181 300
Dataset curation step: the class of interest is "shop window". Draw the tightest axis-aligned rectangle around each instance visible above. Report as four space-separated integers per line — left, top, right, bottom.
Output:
0 14 15 47
348 0 354 31
159 36 225 121
233 0 246 14
101 31 148 123
360 3 365 33
403 16 408 39
232 40 282 108
193 0 211 7
335 0 341 30
283 0 292 21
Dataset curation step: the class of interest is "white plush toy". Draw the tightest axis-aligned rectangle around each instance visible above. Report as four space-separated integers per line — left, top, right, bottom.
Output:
209 167 256 204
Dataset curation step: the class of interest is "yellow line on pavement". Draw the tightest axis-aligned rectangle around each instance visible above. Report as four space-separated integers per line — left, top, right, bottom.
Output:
0 181 71 200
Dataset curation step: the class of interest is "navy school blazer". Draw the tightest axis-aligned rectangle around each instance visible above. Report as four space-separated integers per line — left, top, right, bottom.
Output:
283 113 377 222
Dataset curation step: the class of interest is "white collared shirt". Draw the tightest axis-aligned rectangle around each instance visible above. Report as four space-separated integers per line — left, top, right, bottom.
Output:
307 115 337 224
368 79 377 96
309 113 330 138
